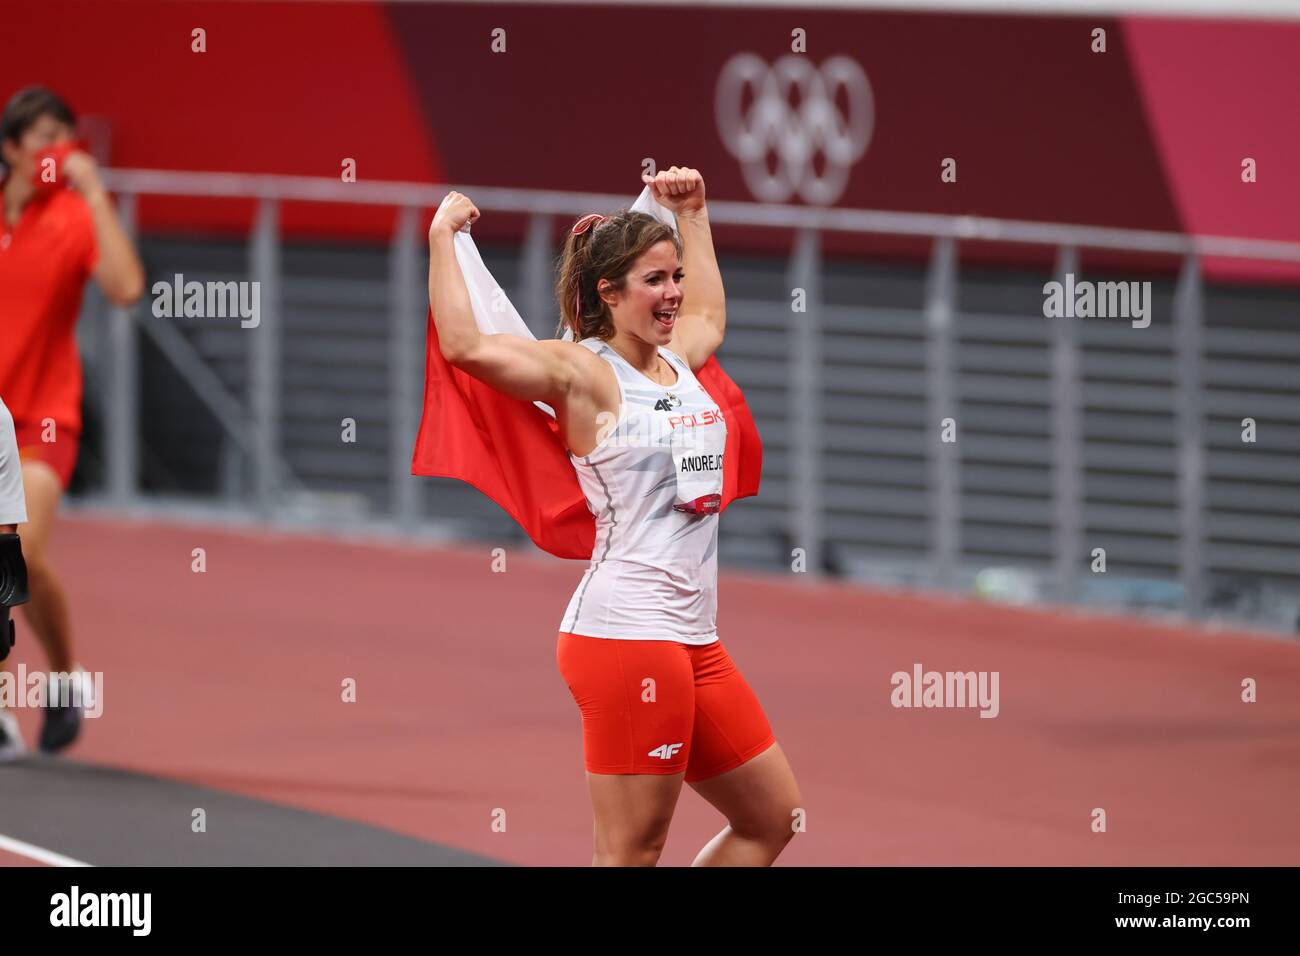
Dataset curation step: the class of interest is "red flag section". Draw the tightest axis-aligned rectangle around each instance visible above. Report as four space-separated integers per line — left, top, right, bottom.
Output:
410 309 762 560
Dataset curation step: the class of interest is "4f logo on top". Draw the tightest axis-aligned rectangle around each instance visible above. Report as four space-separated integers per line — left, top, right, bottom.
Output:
715 53 874 204
653 396 682 412
648 743 684 760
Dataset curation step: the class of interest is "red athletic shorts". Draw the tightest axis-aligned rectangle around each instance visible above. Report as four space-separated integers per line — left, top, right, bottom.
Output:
557 631 776 782
14 421 80 491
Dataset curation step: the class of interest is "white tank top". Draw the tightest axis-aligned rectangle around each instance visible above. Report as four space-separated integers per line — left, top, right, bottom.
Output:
0 396 28 526
559 338 726 645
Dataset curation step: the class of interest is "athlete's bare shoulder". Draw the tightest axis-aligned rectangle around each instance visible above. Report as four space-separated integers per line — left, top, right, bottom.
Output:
543 339 619 457
543 338 616 404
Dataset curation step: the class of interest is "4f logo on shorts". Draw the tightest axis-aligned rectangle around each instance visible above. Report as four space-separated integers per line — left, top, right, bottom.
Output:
654 396 682 412
648 743 684 760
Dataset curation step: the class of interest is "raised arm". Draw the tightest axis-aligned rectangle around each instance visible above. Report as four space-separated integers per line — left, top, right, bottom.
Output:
644 167 725 371
428 192 581 405
61 151 145 306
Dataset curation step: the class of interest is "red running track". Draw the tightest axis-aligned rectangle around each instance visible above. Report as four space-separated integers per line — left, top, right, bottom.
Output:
0 849 46 867
4 514 1298 866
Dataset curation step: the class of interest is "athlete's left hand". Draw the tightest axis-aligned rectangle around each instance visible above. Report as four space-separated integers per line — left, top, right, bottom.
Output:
59 150 107 201
642 166 706 218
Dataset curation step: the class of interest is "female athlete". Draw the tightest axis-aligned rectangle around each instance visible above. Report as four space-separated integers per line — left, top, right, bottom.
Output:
428 166 802 866
0 86 144 754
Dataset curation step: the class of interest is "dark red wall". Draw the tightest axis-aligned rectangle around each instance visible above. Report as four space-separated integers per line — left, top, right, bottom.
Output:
4 2 1295 282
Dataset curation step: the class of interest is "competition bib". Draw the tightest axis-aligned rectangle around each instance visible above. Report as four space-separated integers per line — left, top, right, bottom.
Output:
669 419 725 514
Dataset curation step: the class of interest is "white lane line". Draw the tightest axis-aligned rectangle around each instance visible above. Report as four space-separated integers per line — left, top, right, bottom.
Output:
0 833 93 867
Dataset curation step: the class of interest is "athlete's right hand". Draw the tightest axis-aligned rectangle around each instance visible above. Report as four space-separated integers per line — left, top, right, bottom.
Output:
430 191 480 241
59 149 107 202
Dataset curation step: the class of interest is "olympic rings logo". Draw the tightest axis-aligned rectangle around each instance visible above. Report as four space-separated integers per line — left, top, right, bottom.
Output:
715 53 874 205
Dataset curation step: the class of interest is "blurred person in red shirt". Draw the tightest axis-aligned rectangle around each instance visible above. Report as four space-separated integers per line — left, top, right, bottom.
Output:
0 86 144 755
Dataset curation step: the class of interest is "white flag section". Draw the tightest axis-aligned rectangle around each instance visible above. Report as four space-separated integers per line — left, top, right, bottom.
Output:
448 184 678 419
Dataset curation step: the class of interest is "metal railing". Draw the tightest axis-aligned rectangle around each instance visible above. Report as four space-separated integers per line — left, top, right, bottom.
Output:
86 168 1300 618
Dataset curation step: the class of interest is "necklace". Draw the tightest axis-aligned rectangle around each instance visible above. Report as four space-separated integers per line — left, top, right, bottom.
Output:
649 358 680 403
610 342 675 391
648 357 671 387
654 358 682 405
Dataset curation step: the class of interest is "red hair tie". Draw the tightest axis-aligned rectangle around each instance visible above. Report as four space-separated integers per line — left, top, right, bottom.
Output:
571 213 605 235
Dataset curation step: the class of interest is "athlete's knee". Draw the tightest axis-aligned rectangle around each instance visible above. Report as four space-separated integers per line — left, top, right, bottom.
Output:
594 819 671 866
594 824 668 866
19 546 54 589
14 524 44 567
593 843 664 867
728 800 803 851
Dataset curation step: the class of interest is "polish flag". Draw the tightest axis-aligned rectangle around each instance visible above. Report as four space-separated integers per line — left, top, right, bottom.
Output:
410 186 762 559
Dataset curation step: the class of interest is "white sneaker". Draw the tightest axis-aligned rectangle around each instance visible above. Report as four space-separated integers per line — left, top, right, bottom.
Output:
0 706 26 762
